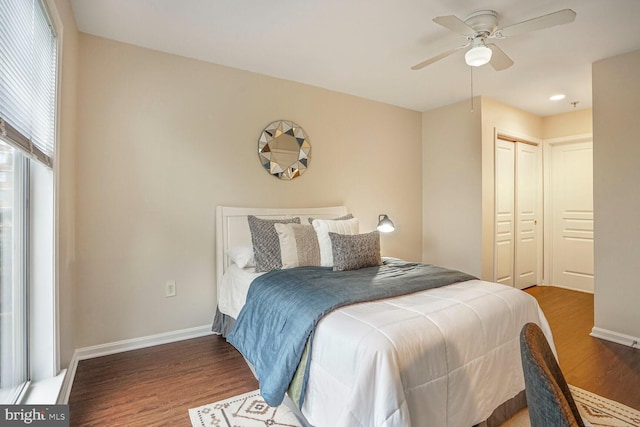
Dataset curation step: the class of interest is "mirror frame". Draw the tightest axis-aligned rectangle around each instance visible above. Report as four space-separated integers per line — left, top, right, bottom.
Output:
258 120 311 180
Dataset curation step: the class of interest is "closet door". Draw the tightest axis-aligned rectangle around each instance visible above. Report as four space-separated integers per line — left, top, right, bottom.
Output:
495 138 541 288
495 139 515 286
514 143 540 289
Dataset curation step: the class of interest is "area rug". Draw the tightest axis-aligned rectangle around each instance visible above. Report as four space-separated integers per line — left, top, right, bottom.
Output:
189 386 640 427
501 385 640 427
189 390 301 427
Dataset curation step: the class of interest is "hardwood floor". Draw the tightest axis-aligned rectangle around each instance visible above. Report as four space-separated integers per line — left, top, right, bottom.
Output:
68 335 257 426
68 285 640 426
523 286 640 411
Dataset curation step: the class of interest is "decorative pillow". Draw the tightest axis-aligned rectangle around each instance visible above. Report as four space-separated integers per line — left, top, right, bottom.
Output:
226 245 255 269
311 217 359 267
307 213 353 225
274 223 321 269
248 215 301 272
329 231 382 271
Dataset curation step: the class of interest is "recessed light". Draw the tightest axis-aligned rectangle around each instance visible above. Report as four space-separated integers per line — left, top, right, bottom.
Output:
549 94 566 101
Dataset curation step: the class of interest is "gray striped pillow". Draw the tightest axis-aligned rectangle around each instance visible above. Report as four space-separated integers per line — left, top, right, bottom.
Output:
274 223 321 268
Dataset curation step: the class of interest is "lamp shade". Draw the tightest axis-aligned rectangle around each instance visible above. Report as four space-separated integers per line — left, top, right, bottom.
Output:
377 214 395 233
465 45 492 67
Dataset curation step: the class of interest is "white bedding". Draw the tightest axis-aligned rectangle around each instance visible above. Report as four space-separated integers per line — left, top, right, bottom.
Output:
302 279 553 427
218 265 554 427
217 264 263 319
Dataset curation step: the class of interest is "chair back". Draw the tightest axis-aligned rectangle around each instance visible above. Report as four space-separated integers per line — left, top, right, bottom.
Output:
520 322 585 427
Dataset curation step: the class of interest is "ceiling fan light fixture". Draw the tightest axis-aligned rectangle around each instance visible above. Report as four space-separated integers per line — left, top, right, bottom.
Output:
465 44 493 67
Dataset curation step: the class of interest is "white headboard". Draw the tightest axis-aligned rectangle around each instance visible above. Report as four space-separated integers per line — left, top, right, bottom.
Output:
215 205 348 288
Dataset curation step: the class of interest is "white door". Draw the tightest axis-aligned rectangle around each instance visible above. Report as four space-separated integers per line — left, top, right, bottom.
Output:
514 143 541 289
495 138 541 289
495 139 515 286
550 141 594 292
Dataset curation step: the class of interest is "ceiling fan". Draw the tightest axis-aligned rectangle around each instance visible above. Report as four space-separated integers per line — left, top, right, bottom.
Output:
411 8 576 71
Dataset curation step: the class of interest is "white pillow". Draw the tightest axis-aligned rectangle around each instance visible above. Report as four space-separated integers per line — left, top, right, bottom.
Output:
226 246 255 269
311 217 359 267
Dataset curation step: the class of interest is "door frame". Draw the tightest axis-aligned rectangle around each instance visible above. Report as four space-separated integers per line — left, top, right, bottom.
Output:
542 133 593 287
493 128 543 286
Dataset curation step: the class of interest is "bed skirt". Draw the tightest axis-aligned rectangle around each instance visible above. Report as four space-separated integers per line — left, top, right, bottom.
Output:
478 390 527 427
211 307 235 337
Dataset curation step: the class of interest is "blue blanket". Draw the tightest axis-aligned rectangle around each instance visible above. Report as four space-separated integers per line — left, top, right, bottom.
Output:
226 259 476 407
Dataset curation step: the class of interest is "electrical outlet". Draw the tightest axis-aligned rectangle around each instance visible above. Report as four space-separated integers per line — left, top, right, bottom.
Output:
165 280 177 297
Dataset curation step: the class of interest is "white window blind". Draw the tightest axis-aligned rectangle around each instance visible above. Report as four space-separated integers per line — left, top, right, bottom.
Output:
0 0 57 167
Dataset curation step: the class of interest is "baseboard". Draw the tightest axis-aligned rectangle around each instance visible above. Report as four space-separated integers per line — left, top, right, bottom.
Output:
548 283 594 294
58 324 214 403
58 357 76 404
590 327 640 349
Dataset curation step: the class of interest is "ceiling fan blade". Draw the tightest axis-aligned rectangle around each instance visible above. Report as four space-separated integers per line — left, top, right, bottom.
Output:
411 45 467 70
497 9 576 38
487 44 514 71
433 15 476 36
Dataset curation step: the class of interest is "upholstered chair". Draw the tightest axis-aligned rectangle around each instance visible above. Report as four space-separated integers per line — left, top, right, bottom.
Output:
520 322 585 427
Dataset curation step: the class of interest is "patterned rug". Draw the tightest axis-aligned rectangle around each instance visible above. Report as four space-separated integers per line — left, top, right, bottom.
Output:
189 390 301 427
501 385 640 427
189 386 640 427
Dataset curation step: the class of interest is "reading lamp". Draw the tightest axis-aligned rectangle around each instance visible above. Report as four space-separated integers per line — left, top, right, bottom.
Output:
377 214 395 233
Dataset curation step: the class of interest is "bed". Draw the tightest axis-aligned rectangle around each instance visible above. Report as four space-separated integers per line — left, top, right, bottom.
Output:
212 205 555 427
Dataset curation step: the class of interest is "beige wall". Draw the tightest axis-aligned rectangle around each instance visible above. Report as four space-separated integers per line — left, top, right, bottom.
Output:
51 0 78 369
74 34 423 347
423 97 591 283
542 109 592 139
55 15 610 355
422 99 482 276
592 49 640 341
421 97 543 281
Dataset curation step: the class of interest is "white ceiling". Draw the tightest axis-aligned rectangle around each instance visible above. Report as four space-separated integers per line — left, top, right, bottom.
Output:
69 0 640 117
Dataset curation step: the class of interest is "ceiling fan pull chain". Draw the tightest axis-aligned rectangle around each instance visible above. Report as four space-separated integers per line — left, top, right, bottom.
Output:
470 65 474 112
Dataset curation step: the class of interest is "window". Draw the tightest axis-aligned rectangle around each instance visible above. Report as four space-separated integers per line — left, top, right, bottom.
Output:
0 142 28 403
0 0 57 404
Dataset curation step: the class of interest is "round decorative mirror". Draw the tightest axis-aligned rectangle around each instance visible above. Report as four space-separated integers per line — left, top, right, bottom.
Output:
258 120 311 180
